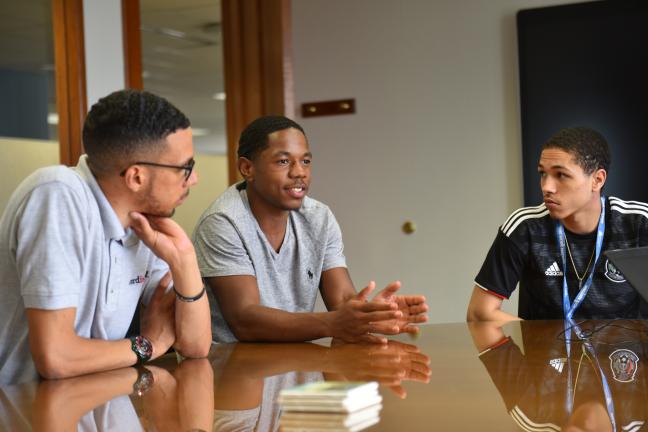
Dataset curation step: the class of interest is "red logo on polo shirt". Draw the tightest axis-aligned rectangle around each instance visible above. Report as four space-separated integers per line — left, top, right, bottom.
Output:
129 271 150 285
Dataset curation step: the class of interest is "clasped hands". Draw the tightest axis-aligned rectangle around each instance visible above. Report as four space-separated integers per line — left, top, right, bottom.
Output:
333 281 429 344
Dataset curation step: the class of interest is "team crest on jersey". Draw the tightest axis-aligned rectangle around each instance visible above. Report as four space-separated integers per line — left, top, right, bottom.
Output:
609 349 639 382
604 259 626 283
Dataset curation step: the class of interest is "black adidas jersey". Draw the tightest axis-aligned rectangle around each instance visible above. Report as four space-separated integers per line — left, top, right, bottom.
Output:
480 320 648 430
475 196 648 319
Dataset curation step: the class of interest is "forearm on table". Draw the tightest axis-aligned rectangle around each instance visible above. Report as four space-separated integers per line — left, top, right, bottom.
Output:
466 285 520 322
31 336 137 380
228 305 338 342
467 306 520 322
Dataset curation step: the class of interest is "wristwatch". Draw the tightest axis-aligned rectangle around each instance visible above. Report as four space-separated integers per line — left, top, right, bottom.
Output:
129 335 153 364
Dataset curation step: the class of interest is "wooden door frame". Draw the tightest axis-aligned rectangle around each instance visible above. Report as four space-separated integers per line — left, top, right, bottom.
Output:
122 0 294 185
52 0 87 166
222 0 294 184
122 0 143 90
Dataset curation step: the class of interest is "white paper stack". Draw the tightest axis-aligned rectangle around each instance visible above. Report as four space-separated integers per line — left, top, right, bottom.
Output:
278 381 382 431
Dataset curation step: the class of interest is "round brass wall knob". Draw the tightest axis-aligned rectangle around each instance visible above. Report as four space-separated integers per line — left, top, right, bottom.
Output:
402 221 416 234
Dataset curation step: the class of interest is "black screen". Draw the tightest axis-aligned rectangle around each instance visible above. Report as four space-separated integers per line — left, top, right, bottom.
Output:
518 0 648 205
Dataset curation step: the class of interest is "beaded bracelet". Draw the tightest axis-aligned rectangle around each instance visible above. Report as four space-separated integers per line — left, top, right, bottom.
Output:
173 286 206 302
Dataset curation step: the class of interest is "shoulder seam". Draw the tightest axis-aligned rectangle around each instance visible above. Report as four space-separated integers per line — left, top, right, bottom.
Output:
502 205 548 237
501 203 546 233
610 204 648 220
609 196 648 209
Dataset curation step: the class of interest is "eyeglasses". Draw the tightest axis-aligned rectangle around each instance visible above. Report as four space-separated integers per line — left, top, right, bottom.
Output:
120 158 195 182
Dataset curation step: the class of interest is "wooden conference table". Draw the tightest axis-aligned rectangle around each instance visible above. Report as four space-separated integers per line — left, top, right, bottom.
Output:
1 319 647 431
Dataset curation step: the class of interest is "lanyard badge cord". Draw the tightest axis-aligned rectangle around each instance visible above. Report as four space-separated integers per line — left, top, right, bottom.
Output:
556 196 606 320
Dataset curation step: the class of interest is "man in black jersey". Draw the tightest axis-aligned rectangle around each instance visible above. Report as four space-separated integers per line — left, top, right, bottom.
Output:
467 127 648 321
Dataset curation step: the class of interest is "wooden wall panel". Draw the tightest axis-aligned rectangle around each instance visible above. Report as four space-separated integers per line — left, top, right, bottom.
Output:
122 0 143 90
52 0 87 166
222 0 294 184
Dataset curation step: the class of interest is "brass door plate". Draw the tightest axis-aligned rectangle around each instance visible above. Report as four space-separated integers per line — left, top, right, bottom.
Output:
301 99 356 117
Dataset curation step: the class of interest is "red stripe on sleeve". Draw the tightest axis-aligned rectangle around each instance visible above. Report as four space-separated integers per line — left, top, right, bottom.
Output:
482 288 507 300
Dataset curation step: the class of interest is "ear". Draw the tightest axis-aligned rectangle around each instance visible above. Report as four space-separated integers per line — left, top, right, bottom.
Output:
591 168 607 193
122 165 147 192
238 157 254 182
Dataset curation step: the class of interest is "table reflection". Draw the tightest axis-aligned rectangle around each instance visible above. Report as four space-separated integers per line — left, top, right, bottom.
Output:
211 340 431 431
0 339 430 431
469 320 648 432
0 358 213 432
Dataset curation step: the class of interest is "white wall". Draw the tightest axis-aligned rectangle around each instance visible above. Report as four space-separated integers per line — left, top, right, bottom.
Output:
292 0 584 322
83 0 125 107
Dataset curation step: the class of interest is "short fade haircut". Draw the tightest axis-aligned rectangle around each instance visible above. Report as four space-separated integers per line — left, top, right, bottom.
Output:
83 89 190 177
238 115 305 160
542 126 611 174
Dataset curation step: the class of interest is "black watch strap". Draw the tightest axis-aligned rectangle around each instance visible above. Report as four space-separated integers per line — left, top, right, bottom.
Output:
129 335 153 364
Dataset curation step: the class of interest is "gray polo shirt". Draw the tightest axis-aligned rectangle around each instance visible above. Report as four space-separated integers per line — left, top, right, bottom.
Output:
0 155 168 385
193 183 346 343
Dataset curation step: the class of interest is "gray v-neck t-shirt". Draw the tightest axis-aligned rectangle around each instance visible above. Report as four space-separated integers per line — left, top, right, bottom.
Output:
193 183 347 343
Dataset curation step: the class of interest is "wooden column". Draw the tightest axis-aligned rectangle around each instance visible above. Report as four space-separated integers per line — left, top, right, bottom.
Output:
52 0 87 166
221 0 294 184
122 0 143 90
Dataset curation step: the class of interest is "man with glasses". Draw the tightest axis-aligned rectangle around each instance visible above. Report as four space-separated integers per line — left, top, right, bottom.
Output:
0 90 211 384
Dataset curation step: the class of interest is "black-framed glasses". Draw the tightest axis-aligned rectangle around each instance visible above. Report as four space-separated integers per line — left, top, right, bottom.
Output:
120 159 195 182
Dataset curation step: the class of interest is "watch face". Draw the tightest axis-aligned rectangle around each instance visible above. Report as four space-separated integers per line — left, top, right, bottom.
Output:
134 336 153 360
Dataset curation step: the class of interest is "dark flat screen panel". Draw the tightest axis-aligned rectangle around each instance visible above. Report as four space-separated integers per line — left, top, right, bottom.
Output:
518 0 648 206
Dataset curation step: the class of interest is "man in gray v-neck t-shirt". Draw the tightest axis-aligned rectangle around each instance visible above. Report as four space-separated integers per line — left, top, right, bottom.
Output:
193 116 429 344
194 182 346 343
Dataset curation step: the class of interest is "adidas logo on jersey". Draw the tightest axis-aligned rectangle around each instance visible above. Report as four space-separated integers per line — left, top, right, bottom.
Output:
545 262 563 276
549 358 567 373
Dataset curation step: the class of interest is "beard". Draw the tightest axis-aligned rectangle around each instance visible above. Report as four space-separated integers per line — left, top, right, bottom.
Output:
147 208 176 218
143 205 175 219
139 185 178 218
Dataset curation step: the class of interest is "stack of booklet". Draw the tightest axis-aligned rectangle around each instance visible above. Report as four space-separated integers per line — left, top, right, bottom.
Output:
278 381 382 431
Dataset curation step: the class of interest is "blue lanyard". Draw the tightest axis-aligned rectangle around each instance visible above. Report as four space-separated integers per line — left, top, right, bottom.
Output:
555 196 606 320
